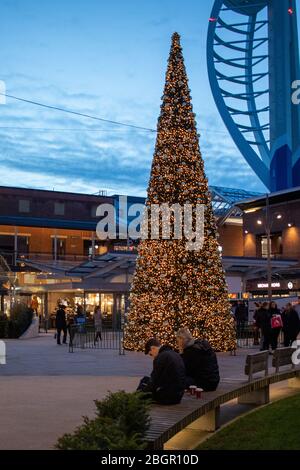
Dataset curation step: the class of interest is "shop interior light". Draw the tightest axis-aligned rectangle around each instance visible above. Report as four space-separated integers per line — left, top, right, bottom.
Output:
244 230 249 234
288 222 293 227
257 219 263 225
276 214 282 219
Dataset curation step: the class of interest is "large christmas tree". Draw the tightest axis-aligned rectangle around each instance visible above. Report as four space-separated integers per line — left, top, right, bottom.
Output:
124 33 236 352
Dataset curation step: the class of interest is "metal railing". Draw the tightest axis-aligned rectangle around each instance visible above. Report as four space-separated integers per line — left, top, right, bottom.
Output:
235 322 259 349
234 321 284 349
0 250 90 267
68 323 125 355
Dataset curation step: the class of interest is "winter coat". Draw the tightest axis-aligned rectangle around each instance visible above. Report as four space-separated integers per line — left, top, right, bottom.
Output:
282 309 300 338
181 339 220 391
254 307 272 332
150 345 186 405
56 308 67 329
235 304 248 322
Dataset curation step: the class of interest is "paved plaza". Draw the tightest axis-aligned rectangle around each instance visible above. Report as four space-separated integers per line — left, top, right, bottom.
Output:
1 332 250 378
0 334 296 450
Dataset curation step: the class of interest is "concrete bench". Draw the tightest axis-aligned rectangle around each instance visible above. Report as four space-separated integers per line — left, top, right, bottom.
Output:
145 349 300 450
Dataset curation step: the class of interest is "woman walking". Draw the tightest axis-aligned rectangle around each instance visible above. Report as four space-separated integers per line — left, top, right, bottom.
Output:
94 305 103 344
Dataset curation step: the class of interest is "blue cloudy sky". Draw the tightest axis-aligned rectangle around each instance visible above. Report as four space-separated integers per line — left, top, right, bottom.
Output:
0 0 281 196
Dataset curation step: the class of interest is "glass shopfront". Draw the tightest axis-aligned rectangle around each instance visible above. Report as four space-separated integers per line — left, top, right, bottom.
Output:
2 288 129 329
100 293 113 326
50 291 127 329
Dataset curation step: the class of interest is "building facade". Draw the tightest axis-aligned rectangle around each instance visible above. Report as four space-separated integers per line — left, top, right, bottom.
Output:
238 187 300 298
0 184 263 321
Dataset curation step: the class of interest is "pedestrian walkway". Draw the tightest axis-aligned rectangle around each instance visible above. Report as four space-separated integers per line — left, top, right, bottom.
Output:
0 376 138 450
1 332 253 378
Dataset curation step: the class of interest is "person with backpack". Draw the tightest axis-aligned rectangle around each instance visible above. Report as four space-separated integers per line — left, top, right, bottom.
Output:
269 301 283 351
176 327 220 391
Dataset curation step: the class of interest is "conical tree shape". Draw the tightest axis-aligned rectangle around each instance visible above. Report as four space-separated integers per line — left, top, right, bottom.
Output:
124 33 236 351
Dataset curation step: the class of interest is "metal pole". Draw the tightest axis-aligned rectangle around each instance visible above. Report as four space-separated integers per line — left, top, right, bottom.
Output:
54 231 57 263
91 232 95 260
266 193 272 302
14 227 18 266
83 291 86 315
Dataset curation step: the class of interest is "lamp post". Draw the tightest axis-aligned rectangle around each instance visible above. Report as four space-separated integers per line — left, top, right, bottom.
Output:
257 194 284 302
265 193 272 302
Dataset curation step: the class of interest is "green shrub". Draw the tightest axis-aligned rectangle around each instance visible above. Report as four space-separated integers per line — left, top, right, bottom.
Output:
56 391 151 450
9 303 34 338
0 318 8 338
56 416 145 450
0 304 34 338
95 390 150 437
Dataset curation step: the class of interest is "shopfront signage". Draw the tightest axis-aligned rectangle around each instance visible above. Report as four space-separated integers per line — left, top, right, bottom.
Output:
257 282 281 288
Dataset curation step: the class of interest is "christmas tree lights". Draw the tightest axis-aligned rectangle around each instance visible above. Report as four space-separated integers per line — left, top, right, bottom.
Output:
123 33 236 352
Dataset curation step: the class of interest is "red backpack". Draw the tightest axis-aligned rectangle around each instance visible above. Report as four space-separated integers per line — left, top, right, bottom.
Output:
271 314 283 329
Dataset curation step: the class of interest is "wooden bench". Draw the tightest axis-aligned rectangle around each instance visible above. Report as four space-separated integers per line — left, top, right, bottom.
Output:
145 348 300 450
272 347 296 373
244 350 269 381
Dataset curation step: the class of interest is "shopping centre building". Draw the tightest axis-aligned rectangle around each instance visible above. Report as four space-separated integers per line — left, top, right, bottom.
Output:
0 185 299 325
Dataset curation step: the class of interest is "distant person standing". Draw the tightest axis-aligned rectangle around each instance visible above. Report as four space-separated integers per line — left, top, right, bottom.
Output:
282 303 300 347
294 299 300 321
56 304 67 345
253 302 262 346
31 295 39 316
94 305 103 343
255 302 272 352
235 301 248 331
76 303 84 317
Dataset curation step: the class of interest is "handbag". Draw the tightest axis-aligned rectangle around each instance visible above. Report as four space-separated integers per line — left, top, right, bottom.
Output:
271 314 283 329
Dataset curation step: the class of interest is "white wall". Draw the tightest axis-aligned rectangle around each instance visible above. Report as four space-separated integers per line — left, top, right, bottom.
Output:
226 276 242 293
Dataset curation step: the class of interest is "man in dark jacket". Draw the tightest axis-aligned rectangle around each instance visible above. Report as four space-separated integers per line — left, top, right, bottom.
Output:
176 327 220 391
282 303 300 346
235 301 248 331
255 302 272 351
137 338 185 405
56 304 67 345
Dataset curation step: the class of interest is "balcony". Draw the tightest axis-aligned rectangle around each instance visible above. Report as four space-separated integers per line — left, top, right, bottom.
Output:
0 250 90 269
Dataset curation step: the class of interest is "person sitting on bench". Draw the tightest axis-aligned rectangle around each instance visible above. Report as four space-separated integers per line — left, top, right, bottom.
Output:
137 337 186 405
176 327 220 391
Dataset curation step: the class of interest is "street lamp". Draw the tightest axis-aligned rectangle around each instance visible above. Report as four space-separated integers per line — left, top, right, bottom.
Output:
256 194 283 302
265 194 272 302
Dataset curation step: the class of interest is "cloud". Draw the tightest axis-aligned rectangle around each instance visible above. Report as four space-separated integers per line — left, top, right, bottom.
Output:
0 75 266 197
